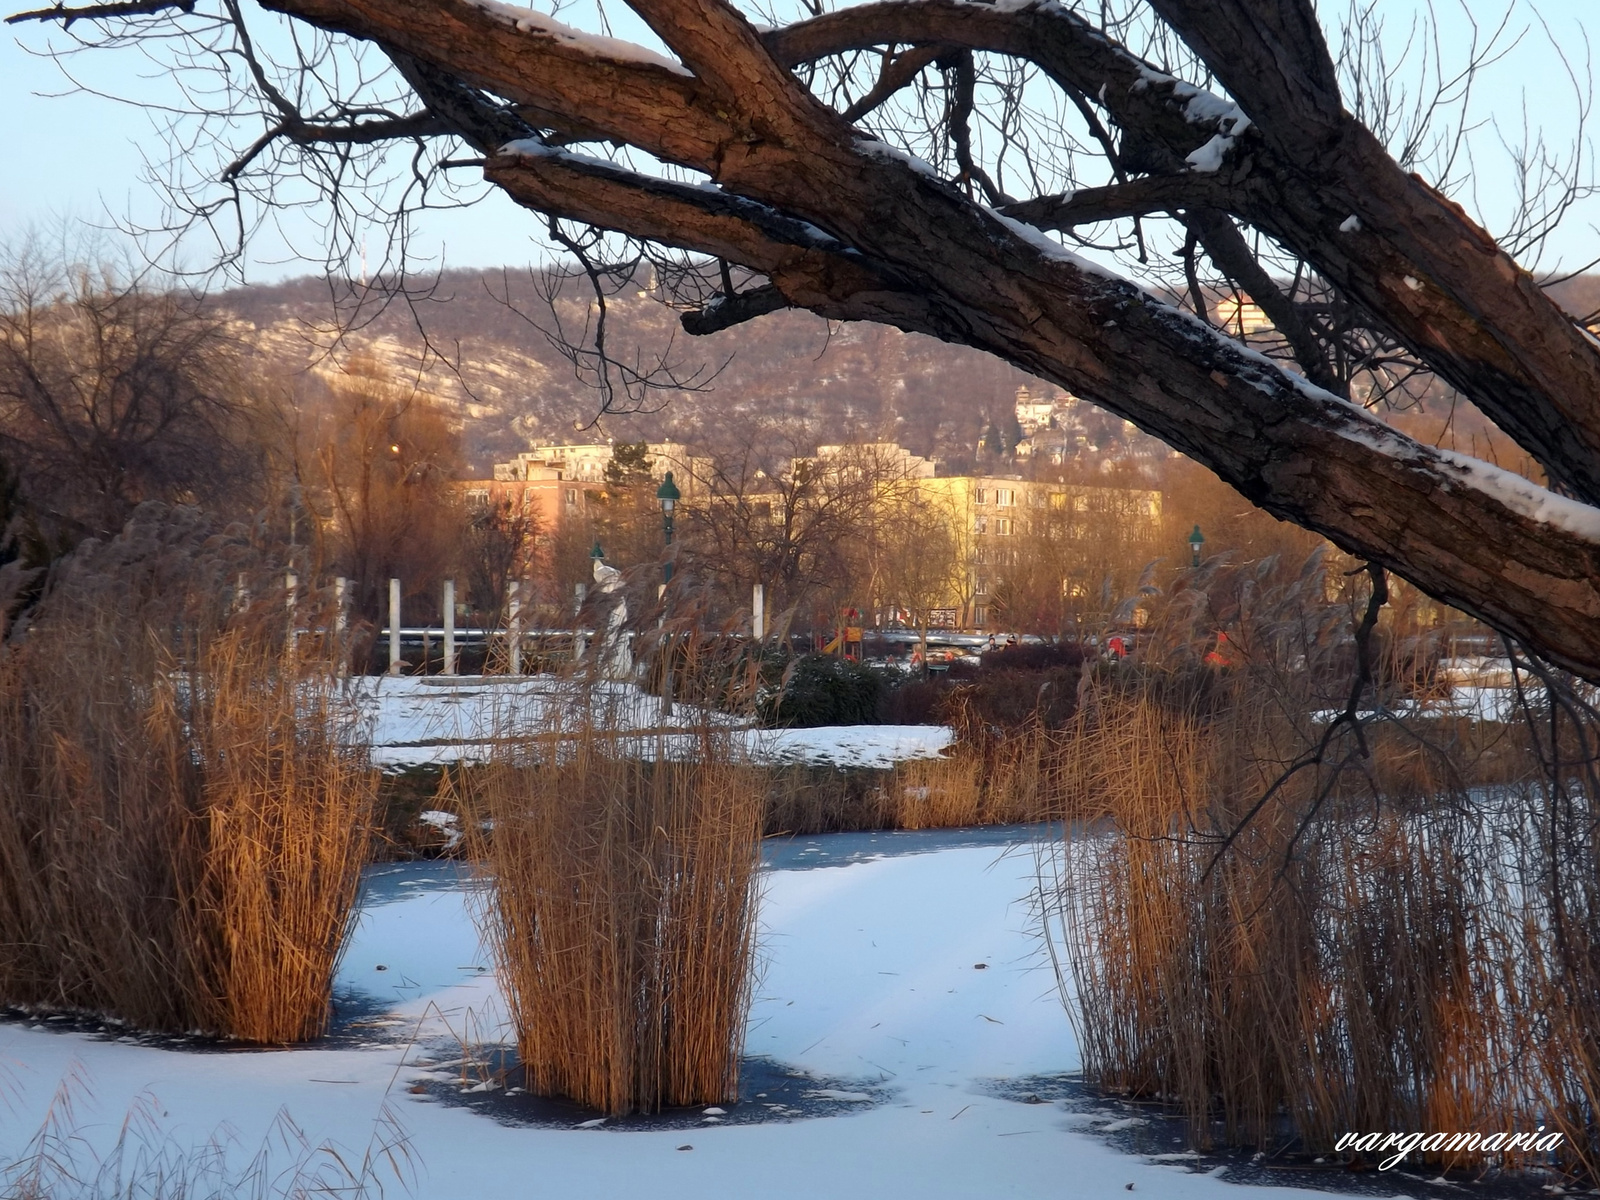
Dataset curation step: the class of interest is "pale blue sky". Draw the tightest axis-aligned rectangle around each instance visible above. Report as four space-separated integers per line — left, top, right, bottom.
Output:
1 0 1595 282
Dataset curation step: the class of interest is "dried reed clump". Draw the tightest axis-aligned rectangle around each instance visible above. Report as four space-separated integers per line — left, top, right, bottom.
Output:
760 763 896 835
463 718 764 1116
1044 549 1600 1179
0 505 377 1042
179 631 377 1043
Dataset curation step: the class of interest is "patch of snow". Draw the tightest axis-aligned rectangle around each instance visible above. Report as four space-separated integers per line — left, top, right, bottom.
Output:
750 724 952 770
1339 214 1361 233
499 137 550 157
1403 275 1423 291
855 138 941 181
1131 64 1172 93
1173 86 1249 133
854 137 942 178
496 139 638 178
1432 448 1600 542
1100 1117 1148 1131
462 0 691 75
418 810 463 851
987 210 1122 281
1185 132 1232 172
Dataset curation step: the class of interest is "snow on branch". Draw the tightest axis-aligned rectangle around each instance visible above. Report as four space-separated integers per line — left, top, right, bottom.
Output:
461 0 692 75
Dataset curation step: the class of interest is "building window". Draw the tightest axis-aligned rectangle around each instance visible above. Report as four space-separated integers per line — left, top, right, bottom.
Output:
1073 495 1089 512
1050 492 1067 510
974 515 988 534
996 488 1015 507
995 518 1013 536
974 488 988 505
565 488 578 505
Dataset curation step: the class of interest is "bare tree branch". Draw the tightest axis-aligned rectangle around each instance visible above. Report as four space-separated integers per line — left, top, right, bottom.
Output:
6 0 191 25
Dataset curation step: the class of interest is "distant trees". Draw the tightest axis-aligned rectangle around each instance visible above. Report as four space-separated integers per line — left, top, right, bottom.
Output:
684 438 915 628
990 480 1167 636
0 244 267 549
461 492 539 622
312 357 463 622
589 439 666 571
873 488 965 663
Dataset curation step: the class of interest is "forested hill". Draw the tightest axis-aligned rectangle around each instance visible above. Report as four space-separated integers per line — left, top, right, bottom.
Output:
219 269 1600 477
218 269 1044 474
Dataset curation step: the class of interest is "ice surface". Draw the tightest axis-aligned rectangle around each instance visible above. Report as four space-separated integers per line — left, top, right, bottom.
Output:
0 836 1358 1198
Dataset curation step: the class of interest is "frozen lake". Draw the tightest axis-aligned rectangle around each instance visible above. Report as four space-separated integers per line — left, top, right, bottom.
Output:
1 827 1335 1200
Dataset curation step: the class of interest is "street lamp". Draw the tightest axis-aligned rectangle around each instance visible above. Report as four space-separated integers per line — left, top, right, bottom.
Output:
657 471 681 584
1188 523 1206 568
590 539 605 563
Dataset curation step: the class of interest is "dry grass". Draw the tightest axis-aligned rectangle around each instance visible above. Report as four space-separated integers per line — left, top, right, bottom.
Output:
0 1061 414 1200
0 506 377 1043
461 718 764 1115
1042 551 1600 1179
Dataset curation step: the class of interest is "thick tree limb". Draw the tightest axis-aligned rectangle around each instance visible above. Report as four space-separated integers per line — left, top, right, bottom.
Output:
770 0 1600 504
484 145 927 328
1146 0 1342 146
681 283 789 334
623 0 839 154
256 0 736 171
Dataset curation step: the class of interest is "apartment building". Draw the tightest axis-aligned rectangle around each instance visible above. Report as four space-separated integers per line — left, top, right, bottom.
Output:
492 440 709 494
916 474 1162 627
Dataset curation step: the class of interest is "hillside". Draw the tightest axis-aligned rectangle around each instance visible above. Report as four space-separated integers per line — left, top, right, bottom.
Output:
219 269 1050 474
218 268 1600 479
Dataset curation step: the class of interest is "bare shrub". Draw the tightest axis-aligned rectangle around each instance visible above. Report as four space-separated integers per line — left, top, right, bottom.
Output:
0 505 376 1042
462 713 764 1115
1044 550 1600 1178
760 764 895 835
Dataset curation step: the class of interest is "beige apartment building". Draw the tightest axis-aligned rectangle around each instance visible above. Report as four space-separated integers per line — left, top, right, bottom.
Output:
463 439 711 534
916 474 1162 628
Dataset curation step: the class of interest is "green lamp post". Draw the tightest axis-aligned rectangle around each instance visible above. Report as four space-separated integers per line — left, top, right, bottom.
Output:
657 471 681 584
1188 523 1205 568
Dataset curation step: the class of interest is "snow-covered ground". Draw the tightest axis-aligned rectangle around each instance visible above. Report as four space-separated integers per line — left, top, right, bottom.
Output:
356 675 952 769
0 832 1325 1200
